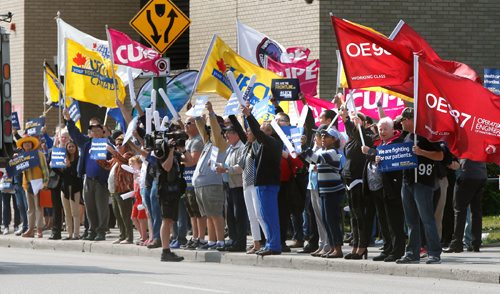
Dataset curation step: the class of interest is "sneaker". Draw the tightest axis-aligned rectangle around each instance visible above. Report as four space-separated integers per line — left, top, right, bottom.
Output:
395 255 420 264
182 238 194 249
112 239 123 244
14 228 25 236
185 239 200 250
197 242 217 250
2 227 9 235
170 240 180 249
419 248 428 259
426 256 441 264
160 251 184 262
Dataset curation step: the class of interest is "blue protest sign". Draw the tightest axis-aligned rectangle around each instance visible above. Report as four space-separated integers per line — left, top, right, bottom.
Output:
50 147 67 168
25 117 45 136
12 112 20 130
290 127 304 153
68 100 81 123
0 176 15 193
90 138 108 160
484 68 500 95
252 97 271 120
377 142 418 172
223 94 241 116
6 151 41 177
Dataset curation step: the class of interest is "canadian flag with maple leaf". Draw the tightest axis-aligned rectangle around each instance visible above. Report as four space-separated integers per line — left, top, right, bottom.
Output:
65 39 126 108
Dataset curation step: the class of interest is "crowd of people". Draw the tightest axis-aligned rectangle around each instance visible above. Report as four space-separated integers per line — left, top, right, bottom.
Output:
0 92 488 264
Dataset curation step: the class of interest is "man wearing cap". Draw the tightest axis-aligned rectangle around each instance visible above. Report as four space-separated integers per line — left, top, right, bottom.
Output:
16 135 50 238
64 109 110 241
395 107 444 265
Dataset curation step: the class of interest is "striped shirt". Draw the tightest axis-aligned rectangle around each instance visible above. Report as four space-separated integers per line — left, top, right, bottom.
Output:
304 148 344 194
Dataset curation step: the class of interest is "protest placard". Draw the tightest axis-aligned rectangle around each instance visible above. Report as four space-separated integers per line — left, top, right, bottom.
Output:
223 94 241 116
271 78 301 101
90 138 108 160
290 127 304 153
68 100 81 122
185 96 209 118
6 151 41 177
25 117 45 136
12 112 20 130
484 68 500 95
377 142 418 172
50 148 67 169
252 97 271 120
210 146 219 171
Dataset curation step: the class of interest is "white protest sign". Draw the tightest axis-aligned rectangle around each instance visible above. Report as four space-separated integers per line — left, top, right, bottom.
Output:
241 75 257 101
30 179 43 196
185 96 209 118
158 88 180 121
120 191 135 200
122 116 138 145
226 71 245 105
145 108 153 135
210 145 219 171
151 89 157 113
153 110 161 130
223 94 242 116
270 120 297 158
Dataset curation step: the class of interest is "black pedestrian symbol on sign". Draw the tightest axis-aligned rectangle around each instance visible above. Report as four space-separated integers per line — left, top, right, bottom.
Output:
145 4 179 44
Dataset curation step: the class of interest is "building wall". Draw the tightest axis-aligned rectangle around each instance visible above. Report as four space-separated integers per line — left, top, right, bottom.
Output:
189 0 320 114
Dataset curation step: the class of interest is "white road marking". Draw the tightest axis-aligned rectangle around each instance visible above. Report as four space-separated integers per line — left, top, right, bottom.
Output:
145 281 231 293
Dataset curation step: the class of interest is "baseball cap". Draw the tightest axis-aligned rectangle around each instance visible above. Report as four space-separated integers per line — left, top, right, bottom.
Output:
321 128 340 139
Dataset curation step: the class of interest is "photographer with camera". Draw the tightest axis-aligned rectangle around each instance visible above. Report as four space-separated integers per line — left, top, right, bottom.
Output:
151 134 185 262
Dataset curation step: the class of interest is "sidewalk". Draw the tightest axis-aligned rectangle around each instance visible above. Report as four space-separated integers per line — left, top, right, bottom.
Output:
1 229 499 284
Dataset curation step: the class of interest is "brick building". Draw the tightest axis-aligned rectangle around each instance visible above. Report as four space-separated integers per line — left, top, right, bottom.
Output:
1 0 498 131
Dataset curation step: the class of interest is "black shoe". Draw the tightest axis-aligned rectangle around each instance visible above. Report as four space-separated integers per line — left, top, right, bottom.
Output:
185 239 200 250
94 234 106 241
351 249 368 260
48 234 62 240
372 253 388 261
161 251 184 262
62 237 73 241
297 245 318 254
443 246 463 253
257 249 281 256
281 245 291 253
83 233 96 241
383 255 399 262
472 246 480 252
216 245 228 251
344 252 355 260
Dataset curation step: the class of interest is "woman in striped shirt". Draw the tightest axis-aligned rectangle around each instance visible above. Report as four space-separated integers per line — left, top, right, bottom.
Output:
303 128 345 258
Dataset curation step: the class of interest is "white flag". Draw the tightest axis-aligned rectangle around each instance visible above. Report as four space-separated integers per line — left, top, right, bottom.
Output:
56 18 140 84
236 20 290 68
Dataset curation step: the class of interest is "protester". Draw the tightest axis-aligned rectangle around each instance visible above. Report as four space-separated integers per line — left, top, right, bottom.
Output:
64 109 110 241
303 128 345 258
13 172 28 236
361 117 406 262
17 135 49 238
1 188 20 235
57 140 83 240
395 107 444 265
242 105 283 256
45 125 65 240
129 155 148 245
444 159 487 253
338 103 373 260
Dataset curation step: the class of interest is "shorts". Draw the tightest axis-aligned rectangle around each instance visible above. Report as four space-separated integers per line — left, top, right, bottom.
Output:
159 194 180 221
131 203 147 219
182 189 201 218
194 185 224 217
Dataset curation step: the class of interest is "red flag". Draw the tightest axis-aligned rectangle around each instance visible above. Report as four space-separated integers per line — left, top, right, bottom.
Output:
108 27 161 75
331 16 413 89
392 21 482 83
267 58 320 96
283 46 310 63
416 60 500 164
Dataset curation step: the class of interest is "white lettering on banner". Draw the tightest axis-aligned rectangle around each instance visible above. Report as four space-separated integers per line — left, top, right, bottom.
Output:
352 91 404 112
116 44 158 64
281 61 318 80
346 43 391 57
425 93 472 128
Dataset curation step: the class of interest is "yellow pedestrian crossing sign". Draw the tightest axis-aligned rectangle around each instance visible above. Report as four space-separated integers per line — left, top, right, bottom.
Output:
130 0 191 54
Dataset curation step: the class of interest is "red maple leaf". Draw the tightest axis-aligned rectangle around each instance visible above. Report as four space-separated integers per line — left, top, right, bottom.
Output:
73 53 87 66
92 43 97 49
216 58 227 73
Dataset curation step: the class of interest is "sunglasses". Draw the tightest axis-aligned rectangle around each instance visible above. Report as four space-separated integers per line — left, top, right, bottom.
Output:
184 121 193 125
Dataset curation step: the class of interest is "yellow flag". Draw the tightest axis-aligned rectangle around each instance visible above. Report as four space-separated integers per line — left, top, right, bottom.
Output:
44 64 64 106
65 38 125 108
196 35 286 113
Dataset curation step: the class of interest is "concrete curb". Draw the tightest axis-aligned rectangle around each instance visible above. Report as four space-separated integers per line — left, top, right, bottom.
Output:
1 237 498 284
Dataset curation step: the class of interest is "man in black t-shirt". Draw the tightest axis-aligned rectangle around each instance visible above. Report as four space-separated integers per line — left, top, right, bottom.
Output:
395 108 444 265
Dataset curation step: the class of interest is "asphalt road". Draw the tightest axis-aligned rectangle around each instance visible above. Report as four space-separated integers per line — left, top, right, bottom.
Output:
0 248 498 294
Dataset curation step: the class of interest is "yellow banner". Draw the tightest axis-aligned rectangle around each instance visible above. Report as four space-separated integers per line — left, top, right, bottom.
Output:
44 65 64 106
65 38 125 108
196 35 287 113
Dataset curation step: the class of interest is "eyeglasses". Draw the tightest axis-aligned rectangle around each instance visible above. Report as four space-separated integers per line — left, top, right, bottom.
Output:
185 121 193 126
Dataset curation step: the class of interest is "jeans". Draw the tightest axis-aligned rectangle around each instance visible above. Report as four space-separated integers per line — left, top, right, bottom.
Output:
142 179 162 240
402 182 442 259
172 199 188 243
256 185 281 252
1 193 21 228
320 191 344 247
226 186 248 249
463 206 472 247
15 186 28 231
310 189 329 251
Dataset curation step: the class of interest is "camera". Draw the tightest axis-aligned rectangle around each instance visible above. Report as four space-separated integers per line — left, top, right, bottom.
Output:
145 124 188 161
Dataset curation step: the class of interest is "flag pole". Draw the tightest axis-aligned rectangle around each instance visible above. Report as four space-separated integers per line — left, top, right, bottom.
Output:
105 25 120 126
190 34 217 104
413 54 419 183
